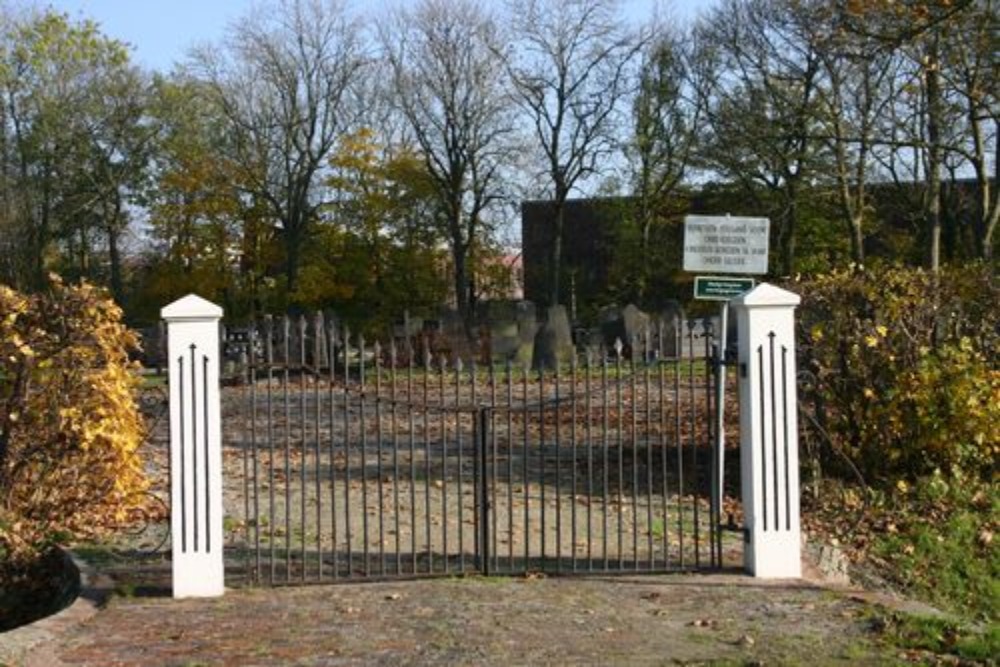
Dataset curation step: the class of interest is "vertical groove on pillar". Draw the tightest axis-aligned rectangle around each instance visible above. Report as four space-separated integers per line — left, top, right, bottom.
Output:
769 332 779 532
178 355 187 553
204 354 211 553
757 344 766 532
190 344 199 552
782 346 791 532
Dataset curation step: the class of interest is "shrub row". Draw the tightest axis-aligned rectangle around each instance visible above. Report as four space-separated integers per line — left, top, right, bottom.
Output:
793 264 998 486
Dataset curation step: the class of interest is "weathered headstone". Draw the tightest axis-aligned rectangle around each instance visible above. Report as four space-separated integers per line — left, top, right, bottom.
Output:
660 301 685 358
621 303 650 362
489 320 520 360
532 304 574 370
514 301 537 367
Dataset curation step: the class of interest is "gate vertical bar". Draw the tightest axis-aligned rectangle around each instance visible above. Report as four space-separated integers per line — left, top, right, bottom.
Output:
713 303 730 568
265 317 275 584
422 341 431 572
328 323 339 580
360 336 369 576
298 317 307 581
439 355 448 574
376 343 385 576
343 329 353 577
456 359 465 572
313 315 323 579
476 407 491 575
250 327 261 582
282 317 292 581
391 343 401 575
506 360 514 572
538 368 546 569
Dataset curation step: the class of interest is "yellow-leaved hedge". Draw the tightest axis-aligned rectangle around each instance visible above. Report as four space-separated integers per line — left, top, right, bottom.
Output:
0 279 146 565
794 264 998 486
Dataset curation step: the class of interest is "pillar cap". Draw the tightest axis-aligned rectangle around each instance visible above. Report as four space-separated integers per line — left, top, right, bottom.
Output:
161 294 223 321
731 283 800 308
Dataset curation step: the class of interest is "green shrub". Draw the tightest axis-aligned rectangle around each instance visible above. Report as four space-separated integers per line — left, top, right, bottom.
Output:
794 264 998 485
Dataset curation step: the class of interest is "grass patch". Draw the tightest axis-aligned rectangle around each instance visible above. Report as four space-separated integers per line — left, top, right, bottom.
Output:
137 370 167 390
871 611 999 662
871 472 998 621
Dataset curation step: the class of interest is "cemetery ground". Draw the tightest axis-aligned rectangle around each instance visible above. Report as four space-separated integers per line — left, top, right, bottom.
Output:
2 382 997 666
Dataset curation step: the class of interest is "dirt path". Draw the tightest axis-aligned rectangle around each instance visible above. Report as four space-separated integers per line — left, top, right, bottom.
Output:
47 574 899 666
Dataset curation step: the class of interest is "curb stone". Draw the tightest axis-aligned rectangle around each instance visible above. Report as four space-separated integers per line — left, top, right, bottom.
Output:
0 550 113 667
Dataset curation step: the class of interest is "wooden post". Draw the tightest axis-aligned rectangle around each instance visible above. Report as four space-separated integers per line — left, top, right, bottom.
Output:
162 294 225 598
732 284 802 578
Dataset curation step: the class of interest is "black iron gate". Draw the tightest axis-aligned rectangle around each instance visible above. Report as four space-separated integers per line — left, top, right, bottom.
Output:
224 315 740 585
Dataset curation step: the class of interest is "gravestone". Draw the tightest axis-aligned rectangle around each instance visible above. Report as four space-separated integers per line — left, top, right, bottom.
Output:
532 304 574 370
621 303 650 362
599 303 650 362
660 301 685 358
489 320 520 360
513 301 537 367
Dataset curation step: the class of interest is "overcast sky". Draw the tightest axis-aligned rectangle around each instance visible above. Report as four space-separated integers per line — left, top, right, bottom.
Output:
42 0 716 72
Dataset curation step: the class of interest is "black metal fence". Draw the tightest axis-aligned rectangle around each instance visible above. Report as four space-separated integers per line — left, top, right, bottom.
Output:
223 314 741 585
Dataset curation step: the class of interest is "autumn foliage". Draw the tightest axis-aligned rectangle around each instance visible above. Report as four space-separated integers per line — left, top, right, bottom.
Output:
0 279 145 566
794 265 999 486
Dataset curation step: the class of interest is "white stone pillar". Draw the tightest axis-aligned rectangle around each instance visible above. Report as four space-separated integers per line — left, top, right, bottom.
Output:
731 284 802 578
161 295 225 597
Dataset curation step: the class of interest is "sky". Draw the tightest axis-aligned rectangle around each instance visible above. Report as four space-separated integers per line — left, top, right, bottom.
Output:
41 0 716 72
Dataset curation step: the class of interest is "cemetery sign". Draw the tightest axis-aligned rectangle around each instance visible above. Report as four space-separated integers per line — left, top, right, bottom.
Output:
694 276 755 300
683 215 769 275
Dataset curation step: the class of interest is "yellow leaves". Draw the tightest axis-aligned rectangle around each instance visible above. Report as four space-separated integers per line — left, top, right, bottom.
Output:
810 324 824 342
0 279 146 548
864 334 879 348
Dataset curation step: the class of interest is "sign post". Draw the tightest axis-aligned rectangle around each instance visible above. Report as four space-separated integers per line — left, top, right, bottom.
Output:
683 215 769 567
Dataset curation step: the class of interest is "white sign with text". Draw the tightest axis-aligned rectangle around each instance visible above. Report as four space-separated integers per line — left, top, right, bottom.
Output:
683 215 770 275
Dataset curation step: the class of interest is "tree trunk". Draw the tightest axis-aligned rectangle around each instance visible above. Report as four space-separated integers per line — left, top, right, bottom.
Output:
925 40 943 272
108 224 123 304
780 181 799 276
452 243 473 340
284 220 303 299
107 198 124 304
549 201 564 307
549 180 569 307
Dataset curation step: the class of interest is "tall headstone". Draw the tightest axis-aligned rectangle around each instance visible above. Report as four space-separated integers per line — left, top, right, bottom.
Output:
621 303 650 362
532 304 574 370
514 301 537 367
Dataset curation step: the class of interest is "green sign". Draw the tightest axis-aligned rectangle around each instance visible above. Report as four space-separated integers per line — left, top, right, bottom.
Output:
694 276 755 300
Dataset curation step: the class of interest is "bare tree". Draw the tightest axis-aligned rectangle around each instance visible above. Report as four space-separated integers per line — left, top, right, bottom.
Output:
627 26 701 301
939 0 1000 261
507 0 642 306
693 0 826 276
380 0 515 333
814 20 899 264
190 0 364 300
838 0 980 270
